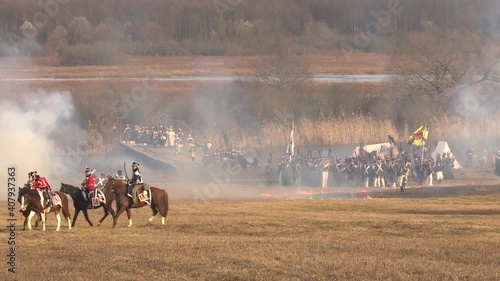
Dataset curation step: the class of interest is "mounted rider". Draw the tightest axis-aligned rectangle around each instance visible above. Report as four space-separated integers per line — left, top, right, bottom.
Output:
115 170 126 181
127 162 143 206
81 167 96 208
29 171 53 208
96 173 107 189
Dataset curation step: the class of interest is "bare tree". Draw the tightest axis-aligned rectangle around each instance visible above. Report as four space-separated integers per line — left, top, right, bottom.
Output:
257 39 311 93
391 23 499 107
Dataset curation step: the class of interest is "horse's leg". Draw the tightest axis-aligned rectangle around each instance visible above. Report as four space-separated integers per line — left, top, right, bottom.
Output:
35 213 41 229
27 211 36 230
107 203 116 218
82 209 93 227
126 208 132 228
98 206 109 226
67 215 72 230
62 202 72 230
148 204 158 223
159 191 168 225
72 209 80 228
41 212 46 231
113 204 127 228
55 212 61 231
22 210 29 230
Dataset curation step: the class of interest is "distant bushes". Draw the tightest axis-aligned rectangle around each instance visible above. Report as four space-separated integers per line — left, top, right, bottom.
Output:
60 43 122 66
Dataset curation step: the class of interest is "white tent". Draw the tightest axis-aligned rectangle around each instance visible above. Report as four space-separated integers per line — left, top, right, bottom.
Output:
353 142 392 158
431 141 462 169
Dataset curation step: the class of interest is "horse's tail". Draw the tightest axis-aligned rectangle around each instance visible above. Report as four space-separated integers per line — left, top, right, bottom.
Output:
160 189 169 218
59 193 71 220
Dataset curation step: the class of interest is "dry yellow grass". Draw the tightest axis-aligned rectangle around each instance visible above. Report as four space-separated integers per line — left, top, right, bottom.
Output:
161 113 500 150
431 114 500 143
0 54 392 79
2 192 500 280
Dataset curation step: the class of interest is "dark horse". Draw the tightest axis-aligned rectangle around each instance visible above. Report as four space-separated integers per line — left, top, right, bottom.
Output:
19 184 71 231
17 183 41 230
102 177 168 228
60 183 116 227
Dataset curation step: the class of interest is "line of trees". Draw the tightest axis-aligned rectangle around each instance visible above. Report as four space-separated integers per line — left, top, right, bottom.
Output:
1 0 499 57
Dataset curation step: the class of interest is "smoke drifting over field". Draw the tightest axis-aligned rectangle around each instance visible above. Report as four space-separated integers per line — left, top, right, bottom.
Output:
444 3 500 153
0 92 78 198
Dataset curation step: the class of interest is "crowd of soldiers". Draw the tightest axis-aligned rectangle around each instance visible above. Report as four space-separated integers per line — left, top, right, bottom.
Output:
122 124 198 159
121 124 259 167
120 125 497 190
266 145 457 191
202 146 259 170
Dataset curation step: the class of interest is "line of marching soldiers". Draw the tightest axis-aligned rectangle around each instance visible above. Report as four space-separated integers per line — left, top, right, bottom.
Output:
267 151 456 191
202 146 259 169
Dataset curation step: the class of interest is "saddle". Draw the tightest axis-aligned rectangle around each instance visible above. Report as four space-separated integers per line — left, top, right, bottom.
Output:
39 190 61 211
87 190 104 209
132 183 151 205
51 193 61 206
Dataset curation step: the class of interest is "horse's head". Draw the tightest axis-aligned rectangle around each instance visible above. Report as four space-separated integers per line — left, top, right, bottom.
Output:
60 183 70 193
17 183 30 203
101 177 114 192
17 183 32 208
17 187 23 204
102 176 125 194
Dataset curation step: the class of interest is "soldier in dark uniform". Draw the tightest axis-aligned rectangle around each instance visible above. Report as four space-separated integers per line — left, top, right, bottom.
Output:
415 158 425 186
127 162 143 206
399 161 410 192
123 124 131 143
466 148 474 168
362 161 372 188
425 159 434 186
434 160 444 183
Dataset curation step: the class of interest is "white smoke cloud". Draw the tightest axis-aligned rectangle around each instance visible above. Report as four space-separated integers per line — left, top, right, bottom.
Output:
0 91 85 199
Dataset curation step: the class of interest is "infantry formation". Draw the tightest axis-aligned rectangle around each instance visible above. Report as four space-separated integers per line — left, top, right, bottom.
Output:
119 123 500 192
264 146 459 192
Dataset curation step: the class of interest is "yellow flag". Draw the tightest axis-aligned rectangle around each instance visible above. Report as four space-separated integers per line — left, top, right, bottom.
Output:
407 125 428 146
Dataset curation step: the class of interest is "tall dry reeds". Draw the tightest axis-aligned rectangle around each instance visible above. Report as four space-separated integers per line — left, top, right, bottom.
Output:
189 114 500 150
430 113 500 143
189 116 401 149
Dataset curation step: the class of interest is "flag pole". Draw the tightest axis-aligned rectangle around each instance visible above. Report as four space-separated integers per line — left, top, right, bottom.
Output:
420 123 427 165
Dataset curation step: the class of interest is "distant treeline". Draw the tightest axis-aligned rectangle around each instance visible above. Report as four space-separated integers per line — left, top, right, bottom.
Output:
0 0 499 57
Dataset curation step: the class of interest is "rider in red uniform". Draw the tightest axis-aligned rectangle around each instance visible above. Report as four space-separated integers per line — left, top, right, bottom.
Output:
81 167 96 208
29 171 53 208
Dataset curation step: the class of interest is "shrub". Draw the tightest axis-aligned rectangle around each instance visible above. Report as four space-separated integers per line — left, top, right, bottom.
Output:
60 43 122 66
67 17 93 45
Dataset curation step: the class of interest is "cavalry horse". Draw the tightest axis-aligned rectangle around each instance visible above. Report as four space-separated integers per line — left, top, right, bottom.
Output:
19 184 71 231
101 177 168 228
60 183 115 227
17 183 41 230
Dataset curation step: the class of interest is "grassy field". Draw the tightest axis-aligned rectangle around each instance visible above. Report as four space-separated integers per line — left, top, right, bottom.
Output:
2 191 500 281
0 54 392 79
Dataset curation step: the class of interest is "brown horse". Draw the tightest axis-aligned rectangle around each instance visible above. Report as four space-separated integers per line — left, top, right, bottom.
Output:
19 185 71 231
60 183 115 227
17 184 41 230
101 177 168 228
